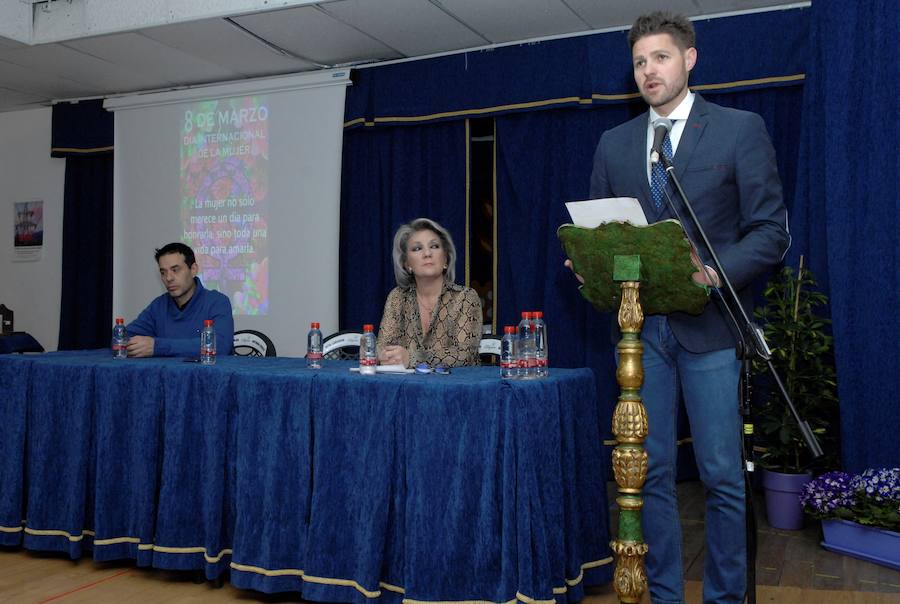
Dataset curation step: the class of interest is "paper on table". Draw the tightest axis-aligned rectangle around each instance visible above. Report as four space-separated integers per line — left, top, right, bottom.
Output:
349 364 414 374
376 364 412 374
564 197 648 228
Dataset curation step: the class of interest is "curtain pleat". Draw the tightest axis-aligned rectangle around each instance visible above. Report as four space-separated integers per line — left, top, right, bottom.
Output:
790 0 899 471
339 121 468 332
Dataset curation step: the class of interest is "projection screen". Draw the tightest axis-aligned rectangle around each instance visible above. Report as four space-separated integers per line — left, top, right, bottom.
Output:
106 70 351 357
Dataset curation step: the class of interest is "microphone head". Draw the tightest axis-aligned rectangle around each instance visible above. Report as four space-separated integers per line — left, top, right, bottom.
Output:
652 117 673 132
650 117 673 165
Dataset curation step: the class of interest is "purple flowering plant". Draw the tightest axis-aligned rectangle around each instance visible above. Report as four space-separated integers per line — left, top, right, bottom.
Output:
800 468 900 532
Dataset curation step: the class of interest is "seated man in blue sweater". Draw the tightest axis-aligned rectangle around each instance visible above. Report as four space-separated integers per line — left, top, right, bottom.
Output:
126 242 234 357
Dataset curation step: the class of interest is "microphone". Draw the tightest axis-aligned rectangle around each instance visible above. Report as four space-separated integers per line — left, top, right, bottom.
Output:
650 118 672 165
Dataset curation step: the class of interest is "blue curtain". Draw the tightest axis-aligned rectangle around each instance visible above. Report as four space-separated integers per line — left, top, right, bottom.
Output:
52 100 114 350
495 106 622 334
493 106 630 457
789 1 899 472
339 121 468 331
58 155 114 350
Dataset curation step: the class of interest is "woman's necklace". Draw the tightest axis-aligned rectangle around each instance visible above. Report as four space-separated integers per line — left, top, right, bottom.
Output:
418 294 437 315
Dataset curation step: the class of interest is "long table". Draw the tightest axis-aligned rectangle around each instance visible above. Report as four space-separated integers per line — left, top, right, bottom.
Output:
0 350 612 603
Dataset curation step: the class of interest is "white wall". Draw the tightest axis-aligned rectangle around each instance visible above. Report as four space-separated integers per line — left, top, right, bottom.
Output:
0 108 65 351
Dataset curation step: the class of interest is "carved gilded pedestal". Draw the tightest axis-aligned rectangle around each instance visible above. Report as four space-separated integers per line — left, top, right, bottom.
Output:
610 280 649 603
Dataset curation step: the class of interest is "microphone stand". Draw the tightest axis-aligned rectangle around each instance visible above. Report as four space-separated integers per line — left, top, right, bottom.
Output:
656 153 823 604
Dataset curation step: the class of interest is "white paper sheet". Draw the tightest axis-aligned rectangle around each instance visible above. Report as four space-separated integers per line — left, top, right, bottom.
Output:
564 197 648 228
349 364 415 374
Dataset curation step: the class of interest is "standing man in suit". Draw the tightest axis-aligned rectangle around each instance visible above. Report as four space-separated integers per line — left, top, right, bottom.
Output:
570 12 790 603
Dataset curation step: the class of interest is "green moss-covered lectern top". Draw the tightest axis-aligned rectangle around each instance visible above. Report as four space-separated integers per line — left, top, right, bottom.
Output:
558 220 709 316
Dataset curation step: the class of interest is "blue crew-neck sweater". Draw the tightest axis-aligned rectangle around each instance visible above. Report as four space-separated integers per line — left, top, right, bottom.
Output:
126 277 234 357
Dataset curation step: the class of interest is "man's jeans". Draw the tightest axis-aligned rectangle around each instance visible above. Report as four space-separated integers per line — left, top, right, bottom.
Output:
636 315 746 604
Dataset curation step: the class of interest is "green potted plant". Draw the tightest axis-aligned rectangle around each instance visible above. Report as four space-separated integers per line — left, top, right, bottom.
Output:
753 256 840 529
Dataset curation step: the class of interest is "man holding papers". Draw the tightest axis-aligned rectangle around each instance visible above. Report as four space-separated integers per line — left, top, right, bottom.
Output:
573 11 789 604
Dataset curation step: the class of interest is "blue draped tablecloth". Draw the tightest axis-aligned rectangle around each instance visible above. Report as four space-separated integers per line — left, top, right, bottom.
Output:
0 350 612 603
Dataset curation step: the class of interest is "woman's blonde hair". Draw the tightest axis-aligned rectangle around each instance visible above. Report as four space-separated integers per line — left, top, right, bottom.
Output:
391 217 457 287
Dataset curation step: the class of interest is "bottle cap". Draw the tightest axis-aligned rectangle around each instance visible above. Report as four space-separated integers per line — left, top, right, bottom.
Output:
311 322 320 329
363 324 374 332
204 319 214 326
504 326 516 334
521 311 531 319
534 311 543 319
115 317 124 324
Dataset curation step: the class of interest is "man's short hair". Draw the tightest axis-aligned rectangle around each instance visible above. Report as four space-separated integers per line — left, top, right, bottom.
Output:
154 242 197 267
628 11 696 51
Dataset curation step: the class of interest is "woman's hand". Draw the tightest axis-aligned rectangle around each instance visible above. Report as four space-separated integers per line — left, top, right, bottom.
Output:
379 344 409 367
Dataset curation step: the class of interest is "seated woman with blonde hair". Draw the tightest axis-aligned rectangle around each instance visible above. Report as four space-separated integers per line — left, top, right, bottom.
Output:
377 218 482 368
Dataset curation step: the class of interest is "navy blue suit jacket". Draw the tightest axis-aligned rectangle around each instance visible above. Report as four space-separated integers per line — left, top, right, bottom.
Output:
589 94 790 352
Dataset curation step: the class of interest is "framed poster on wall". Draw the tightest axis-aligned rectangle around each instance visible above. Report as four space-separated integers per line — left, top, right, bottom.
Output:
13 200 43 261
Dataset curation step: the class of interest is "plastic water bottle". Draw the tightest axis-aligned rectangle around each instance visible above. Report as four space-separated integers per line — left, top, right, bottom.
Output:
307 322 323 369
500 325 518 379
112 317 128 359
359 324 377 375
200 319 216 365
517 311 537 379
533 310 549 377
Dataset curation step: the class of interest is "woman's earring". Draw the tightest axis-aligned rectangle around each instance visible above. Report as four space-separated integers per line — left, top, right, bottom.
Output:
443 264 448 270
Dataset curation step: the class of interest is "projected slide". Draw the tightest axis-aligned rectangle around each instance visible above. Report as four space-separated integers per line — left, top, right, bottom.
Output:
181 96 269 315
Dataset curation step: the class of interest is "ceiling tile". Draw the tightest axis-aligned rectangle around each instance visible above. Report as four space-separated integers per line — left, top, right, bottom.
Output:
0 36 26 51
0 44 159 93
0 58 96 98
139 18 317 77
0 86 48 112
323 0 488 56
439 0 589 44
696 0 795 16
233 5 402 66
565 0 702 30
566 0 796 31
64 32 241 87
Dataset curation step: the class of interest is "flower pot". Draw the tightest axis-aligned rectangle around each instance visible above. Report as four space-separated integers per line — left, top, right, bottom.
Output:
821 519 900 570
762 469 812 530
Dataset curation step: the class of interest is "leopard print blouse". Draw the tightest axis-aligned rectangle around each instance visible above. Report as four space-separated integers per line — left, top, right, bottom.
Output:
376 282 482 368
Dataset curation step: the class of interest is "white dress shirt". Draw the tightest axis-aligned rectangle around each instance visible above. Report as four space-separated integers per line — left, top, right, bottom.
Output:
645 91 695 184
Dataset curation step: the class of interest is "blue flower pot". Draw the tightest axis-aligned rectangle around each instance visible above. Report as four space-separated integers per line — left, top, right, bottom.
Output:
762 469 812 530
822 519 900 570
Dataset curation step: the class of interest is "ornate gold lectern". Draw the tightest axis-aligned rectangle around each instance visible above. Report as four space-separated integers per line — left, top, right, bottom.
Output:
558 221 707 603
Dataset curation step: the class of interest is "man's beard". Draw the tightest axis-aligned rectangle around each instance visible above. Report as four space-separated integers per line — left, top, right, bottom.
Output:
643 75 688 111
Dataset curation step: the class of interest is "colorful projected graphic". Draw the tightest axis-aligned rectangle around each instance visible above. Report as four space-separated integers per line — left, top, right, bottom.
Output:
180 96 269 315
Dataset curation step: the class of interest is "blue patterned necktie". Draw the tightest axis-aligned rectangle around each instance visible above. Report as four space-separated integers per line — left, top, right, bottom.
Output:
650 125 674 210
